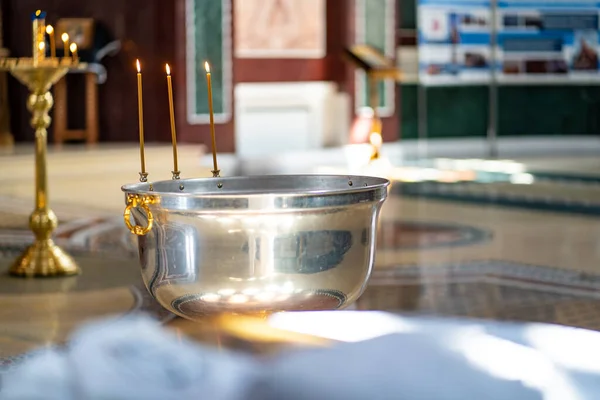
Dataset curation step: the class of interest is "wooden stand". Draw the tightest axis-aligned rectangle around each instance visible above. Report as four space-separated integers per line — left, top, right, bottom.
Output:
0 48 12 147
344 45 402 158
53 72 99 144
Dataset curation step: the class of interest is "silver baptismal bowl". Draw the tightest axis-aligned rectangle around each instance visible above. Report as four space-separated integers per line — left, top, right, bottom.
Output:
122 175 389 320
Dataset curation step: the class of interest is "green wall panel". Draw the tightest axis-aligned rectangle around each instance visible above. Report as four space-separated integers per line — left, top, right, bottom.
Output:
187 0 229 122
427 86 488 138
356 0 394 113
498 86 600 136
400 85 600 139
401 85 419 139
399 0 416 29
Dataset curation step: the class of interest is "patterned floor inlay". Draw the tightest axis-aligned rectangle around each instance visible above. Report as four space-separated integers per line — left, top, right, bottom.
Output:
0 217 136 257
0 217 492 257
359 260 600 331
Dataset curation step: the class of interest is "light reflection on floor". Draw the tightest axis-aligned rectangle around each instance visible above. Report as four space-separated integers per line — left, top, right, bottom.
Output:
312 150 600 330
317 145 531 184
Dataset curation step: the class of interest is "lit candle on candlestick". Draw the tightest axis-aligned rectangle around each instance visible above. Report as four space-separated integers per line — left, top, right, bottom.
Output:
204 61 219 177
69 43 78 62
61 33 69 59
46 25 56 58
136 60 148 182
36 41 45 66
166 64 180 180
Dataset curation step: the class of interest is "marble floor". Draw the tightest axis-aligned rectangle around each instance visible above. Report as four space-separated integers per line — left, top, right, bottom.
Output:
1 144 600 366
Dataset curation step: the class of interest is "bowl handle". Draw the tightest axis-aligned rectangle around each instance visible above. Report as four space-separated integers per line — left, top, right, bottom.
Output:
123 194 154 236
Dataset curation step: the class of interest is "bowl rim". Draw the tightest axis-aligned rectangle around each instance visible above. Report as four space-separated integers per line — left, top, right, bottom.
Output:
121 174 390 198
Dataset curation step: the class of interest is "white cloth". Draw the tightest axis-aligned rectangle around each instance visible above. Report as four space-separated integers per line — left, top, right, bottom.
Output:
3 314 600 400
1 316 257 400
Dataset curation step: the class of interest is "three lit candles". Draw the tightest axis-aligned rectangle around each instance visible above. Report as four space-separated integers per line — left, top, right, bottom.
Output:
135 60 219 181
43 26 77 61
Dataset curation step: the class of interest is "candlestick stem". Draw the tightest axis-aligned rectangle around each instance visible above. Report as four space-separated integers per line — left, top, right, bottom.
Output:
206 71 219 177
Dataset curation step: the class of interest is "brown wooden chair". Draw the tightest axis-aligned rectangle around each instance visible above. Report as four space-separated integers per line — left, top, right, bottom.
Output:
52 18 120 145
53 72 99 144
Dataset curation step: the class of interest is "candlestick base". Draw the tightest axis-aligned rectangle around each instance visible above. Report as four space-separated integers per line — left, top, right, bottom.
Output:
10 240 79 277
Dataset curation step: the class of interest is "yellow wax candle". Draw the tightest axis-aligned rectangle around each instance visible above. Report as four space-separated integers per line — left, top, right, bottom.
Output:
166 64 179 178
136 60 147 180
46 25 56 58
61 33 69 58
69 43 78 62
204 61 219 176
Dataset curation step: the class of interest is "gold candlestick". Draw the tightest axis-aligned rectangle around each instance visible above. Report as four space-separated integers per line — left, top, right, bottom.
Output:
46 25 56 58
166 64 180 180
136 59 148 182
3 64 82 277
69 43 78 63
204 62 219 177
61 33 69 59
0 10 85 277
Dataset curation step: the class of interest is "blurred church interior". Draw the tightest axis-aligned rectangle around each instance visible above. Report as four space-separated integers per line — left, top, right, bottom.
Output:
2 0 600 396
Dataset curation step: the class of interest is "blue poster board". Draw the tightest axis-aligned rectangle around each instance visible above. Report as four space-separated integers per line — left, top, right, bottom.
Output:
418 0 492 85
418 0 600 85
497 0 600 83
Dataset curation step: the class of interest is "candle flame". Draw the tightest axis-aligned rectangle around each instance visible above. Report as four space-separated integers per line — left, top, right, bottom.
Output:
35 10 41 17
61 33 69 42
136 59 141 73
369 132 382 147
38 41 45 51
70 43 77 52
166 63 171 75
204 61 210 73
46 25 54 34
